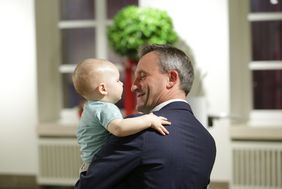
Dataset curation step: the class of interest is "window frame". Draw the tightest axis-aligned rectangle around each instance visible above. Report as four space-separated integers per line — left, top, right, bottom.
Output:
58 0 112 75
35 0 131 123
229 0 282 127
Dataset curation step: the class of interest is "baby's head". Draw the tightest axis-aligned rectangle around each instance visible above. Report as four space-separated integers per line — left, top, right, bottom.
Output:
72 58 123 103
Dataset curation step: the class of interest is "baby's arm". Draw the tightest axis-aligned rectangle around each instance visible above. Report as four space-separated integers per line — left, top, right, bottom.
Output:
107 113 171 137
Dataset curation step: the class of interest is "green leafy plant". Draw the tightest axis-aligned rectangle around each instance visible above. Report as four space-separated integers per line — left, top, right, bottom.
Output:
108 6 178 61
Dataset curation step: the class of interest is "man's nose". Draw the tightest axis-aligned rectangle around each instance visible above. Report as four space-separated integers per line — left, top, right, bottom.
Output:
131 84 137 92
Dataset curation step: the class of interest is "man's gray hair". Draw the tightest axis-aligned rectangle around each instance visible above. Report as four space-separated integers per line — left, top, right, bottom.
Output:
139 44 194 95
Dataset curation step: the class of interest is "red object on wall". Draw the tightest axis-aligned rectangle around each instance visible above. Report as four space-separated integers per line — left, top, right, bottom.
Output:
124 59 137 115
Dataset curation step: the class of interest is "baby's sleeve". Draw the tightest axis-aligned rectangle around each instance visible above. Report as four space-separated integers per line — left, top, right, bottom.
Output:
98 103 123 129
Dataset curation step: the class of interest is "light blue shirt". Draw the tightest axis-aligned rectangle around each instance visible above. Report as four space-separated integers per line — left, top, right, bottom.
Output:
77 101 123 163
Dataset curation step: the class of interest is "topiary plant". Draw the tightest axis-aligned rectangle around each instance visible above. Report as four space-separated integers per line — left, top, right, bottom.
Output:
108 5 178 61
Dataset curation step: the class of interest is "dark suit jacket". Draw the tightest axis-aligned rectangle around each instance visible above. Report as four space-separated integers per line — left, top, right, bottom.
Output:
75 101 216 189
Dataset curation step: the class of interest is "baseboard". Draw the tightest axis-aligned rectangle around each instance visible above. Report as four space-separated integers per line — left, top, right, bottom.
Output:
0 174 38 189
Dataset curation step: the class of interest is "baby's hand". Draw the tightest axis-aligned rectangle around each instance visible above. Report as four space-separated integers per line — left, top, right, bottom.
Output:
148 113 171 135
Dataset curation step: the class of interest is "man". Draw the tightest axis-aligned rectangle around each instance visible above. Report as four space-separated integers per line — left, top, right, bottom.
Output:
75 44 216 189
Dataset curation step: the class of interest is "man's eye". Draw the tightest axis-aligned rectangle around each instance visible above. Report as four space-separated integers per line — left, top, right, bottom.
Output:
140 74 146 80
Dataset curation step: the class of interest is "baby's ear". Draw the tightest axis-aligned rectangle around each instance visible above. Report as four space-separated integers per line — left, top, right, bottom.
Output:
98 83 107 95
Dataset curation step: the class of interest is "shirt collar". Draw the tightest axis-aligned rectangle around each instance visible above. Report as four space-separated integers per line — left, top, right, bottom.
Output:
151 99 188 112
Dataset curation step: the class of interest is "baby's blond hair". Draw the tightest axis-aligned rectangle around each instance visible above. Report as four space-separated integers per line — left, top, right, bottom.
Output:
72 58 114 100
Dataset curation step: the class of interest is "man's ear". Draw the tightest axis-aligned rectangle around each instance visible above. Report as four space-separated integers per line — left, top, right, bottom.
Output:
98 83 107 95
167 70 178 88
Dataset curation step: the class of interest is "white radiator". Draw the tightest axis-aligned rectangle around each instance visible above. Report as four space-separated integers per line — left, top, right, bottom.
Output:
37 138 81 186
232 141 282 189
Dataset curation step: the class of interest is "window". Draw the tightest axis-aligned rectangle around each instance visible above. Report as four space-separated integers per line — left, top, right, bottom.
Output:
250 1 282 110
35 0 138 123
59 0 138 109
229 0 282 126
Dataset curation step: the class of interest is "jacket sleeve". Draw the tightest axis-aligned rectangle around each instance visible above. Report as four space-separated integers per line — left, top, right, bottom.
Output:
75 132 143 189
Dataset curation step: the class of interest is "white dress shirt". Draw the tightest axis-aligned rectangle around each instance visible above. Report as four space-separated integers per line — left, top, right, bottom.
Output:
151 99 188 112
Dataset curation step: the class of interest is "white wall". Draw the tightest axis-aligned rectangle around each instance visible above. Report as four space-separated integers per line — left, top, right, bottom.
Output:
140 0 231 182
0 0 231 182
0 0 38 174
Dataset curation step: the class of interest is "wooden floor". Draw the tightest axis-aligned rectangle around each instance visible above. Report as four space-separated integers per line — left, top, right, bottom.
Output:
0 174 229 189
209 182 229 189
0 184 229 189
0 186 72 189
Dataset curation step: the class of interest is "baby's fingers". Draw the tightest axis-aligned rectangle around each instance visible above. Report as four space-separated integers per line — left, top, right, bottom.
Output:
160 126 169 135
158 116 171 125
158 116 168 121
155 126 169 135
161 120 171 125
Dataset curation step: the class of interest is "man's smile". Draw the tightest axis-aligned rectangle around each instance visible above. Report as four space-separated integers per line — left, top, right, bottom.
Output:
136 92 145 98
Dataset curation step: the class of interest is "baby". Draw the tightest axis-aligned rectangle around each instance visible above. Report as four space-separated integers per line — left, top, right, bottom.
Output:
72 58 170 172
